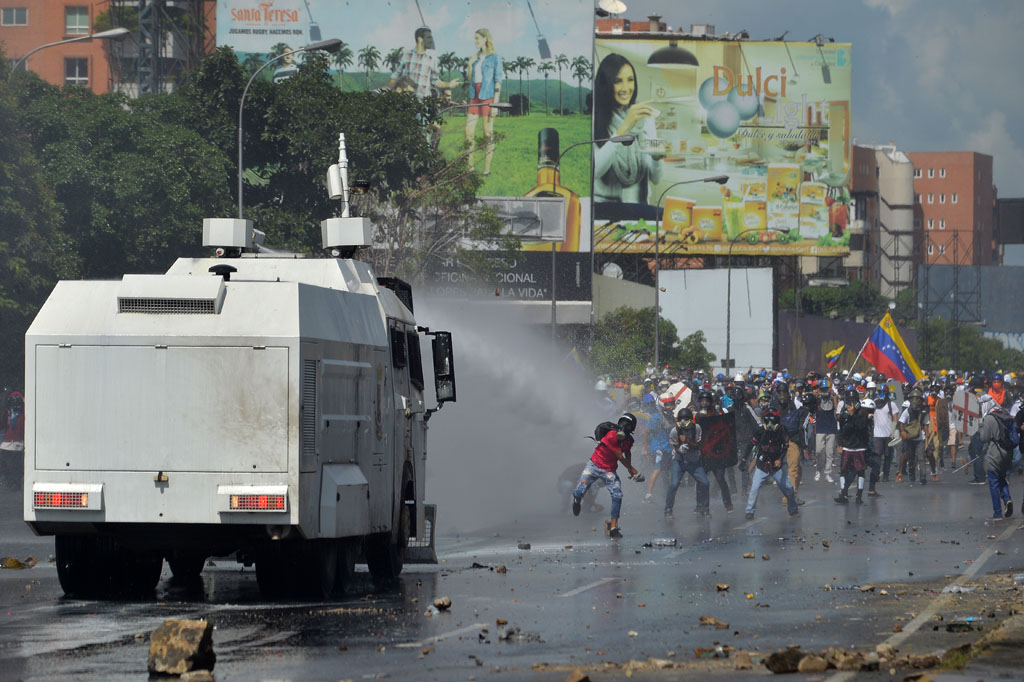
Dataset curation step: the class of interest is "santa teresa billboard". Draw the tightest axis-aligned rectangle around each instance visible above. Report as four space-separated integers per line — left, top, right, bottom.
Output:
592 37 853 257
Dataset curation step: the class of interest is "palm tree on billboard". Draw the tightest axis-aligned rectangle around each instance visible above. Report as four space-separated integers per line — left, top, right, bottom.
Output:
358 45 380 90
554 53 569 114
384 47 403 74
520 56 535 111
334 42 354 89
572 56 591 114
242 52 264 77
538 61 554 114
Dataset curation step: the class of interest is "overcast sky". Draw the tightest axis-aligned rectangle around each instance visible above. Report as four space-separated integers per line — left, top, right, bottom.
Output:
618 0 1024 197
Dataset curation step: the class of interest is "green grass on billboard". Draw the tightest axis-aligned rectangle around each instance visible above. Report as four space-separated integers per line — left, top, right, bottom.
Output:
437 113 593 198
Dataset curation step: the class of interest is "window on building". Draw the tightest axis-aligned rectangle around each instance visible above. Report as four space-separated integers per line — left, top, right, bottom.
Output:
952 193 958 204
939 219 945 230
64 58 88 86
65 6 88 34
927 244 934 255
914 218 921 228
940 168 946 177
940 193 945 204
927 193 933 204
927 219 934 229
915 193 921 204
928 168 934 178
1 7 27 25
939 244 946 255
914 168 921 178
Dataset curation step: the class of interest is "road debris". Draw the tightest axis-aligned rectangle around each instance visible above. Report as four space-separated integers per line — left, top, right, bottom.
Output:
743 552 755 559
433 597 452 611
147 619 215 676
716 583 729 591
517 543 531 550
699 616 729 629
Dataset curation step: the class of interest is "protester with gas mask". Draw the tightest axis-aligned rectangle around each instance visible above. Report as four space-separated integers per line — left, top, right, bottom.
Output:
744 410 800 519
898 389 930 484
977 393 1014 520
571 413 642 538
664 407 709 519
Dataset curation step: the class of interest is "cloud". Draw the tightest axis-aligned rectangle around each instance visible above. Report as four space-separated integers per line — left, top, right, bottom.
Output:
861 0 913 16
965 112 1024 195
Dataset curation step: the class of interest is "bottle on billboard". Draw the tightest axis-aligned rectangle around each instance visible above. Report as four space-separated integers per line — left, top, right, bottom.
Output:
524 128 581 252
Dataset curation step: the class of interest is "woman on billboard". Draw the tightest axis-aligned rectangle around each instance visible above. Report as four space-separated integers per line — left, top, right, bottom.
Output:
465 28 503 176
593 53 663 216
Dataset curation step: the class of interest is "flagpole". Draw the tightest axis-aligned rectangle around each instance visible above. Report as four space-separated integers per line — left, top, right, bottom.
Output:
846 304 898 378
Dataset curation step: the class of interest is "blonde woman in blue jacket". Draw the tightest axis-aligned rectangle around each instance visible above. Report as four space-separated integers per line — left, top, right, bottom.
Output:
465 28 503 175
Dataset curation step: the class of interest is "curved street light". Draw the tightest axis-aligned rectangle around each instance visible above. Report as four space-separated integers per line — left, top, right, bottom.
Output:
725 226 790 372
8 27 131 81
237 38 343 219
652 174 729 369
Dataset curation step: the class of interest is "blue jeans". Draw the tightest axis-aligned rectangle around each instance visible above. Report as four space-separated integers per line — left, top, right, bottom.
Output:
573 462 624 519
987 470 1011 518
745 466 799 515
665 456 709 513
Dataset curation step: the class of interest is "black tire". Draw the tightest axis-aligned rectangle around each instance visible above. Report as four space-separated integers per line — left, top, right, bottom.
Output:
335 541 356 595
55 535 95 597
298 541 338 600
365 498 410 582
121 550 163 597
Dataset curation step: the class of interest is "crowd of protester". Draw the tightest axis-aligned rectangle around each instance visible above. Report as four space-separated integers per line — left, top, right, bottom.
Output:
565 364 1024 537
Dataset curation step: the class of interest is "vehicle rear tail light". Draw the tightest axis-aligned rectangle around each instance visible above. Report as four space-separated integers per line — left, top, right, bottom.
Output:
34 491 89 508
229 494 286 511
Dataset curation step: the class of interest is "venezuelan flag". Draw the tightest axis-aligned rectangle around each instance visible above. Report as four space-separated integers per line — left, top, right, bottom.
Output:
825 345 845 369
861 313 923 385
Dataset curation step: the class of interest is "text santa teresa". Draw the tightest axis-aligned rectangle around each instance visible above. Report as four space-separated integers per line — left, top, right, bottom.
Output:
231 6 299 23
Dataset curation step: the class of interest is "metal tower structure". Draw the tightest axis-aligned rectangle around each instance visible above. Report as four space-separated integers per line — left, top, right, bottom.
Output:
919 230 982 370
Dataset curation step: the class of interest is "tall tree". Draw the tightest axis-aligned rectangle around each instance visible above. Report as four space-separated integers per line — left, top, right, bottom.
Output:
572 56 591 113
520 57 535 110
437 51 456 81
384 46 404 73
538 61 554 114
333 42 354 89
554 53 569 113
358 45 381 90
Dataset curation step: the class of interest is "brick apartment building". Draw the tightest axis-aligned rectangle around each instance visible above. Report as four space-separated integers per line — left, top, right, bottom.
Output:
909 151 995 267
1 1 126 93
1 1 214 95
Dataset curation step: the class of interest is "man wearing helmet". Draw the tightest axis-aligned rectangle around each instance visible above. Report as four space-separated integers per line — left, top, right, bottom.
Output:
898 389 930 484
695 392 735 513
665 407 710 519
814 380 839 484
571 413 643 538
735 387 763 494
835 392 873 503
744 409 800 519
772 382 810 503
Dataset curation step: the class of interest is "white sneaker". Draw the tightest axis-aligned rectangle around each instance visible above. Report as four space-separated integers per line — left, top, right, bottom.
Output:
644 493 653 501
814 471 821 482
826 475 835 484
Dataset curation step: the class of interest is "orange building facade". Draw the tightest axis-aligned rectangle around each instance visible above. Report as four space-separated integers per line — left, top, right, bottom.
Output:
909 151 995 267
1 1 121 93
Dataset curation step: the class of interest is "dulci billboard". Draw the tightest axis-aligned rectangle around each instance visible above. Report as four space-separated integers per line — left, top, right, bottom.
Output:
216 0 595 256
592 37 853 257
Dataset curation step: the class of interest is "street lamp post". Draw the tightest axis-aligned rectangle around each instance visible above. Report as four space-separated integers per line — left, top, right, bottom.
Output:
8 27 131 80
652 175 729 369
548 134 634 343
725 226 790 372
237 39 343 219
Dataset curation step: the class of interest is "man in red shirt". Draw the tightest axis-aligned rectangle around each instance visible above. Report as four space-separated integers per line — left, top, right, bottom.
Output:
571 413 642 538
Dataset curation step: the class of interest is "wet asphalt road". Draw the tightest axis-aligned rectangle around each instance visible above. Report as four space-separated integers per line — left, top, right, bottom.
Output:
1 465 1023 681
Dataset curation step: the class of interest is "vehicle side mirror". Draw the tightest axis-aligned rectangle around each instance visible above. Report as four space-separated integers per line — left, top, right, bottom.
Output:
431 331 456 404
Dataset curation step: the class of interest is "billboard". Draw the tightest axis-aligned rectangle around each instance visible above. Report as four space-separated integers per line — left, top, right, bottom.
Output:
216 0 594 254
592 37 852 257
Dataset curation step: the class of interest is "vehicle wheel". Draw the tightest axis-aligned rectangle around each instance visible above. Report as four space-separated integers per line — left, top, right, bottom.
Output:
335 541 357 595
55 535 95 597
298 541 338 600
256 553 288 599
121 550 164 597
365 499 410 582
168 553 206 583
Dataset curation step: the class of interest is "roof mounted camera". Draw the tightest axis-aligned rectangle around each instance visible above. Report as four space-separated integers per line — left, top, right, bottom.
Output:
322 132 373 258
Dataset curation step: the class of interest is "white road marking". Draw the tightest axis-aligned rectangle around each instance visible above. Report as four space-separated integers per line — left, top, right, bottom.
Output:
557 576 621 598
824 521 1020 682
395 622 487 648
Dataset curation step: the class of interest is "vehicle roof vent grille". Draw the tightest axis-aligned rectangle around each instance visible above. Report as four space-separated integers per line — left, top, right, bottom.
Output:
116 275 226 314
118 298 217 314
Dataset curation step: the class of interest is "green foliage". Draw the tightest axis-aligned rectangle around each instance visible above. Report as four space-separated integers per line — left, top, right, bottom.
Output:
918 317 1024 373
778 280 887 320
0 67 68 385
588 307 714 375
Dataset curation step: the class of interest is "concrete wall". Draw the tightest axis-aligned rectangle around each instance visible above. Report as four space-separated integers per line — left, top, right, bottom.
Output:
778 310 919 377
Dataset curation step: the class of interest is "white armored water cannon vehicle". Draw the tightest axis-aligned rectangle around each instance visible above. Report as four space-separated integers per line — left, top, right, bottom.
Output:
23 134 455 598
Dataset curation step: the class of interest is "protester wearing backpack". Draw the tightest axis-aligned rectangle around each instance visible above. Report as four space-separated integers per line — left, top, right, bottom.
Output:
571 413 643 538
978 394 1014 521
